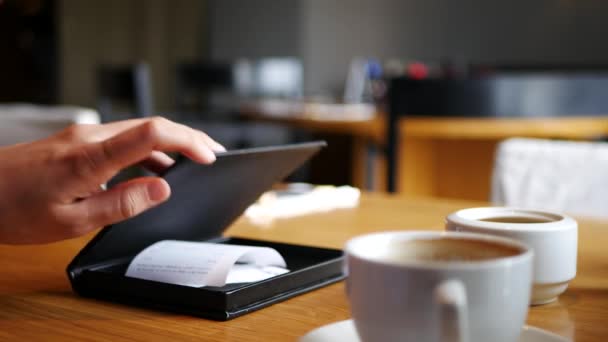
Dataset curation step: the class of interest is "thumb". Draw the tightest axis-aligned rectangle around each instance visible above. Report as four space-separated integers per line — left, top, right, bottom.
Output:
80 177 171 227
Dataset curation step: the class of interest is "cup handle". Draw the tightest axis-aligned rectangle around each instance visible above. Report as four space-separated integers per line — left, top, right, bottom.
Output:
434 279 469 342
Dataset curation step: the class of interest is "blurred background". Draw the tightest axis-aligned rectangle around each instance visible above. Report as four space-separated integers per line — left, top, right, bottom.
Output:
3 0 608 206
5 0 608 107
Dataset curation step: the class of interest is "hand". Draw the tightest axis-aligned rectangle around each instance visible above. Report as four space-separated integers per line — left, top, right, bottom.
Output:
0 117 225 244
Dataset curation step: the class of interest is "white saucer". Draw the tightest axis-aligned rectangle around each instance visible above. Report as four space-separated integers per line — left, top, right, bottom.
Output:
299 319 570 342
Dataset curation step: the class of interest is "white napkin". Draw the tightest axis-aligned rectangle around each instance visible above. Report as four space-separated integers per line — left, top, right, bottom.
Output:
245 184 361 225
492 138 608 219
0 103 100 146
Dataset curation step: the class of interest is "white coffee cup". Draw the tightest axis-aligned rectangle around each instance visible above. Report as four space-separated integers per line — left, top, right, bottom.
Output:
345 231 533 342
446 207 578 305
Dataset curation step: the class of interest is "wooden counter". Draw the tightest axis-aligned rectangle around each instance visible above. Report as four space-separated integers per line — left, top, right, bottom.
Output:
0 193 606 340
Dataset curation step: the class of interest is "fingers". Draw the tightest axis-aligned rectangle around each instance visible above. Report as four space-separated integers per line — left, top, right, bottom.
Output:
196 130 226 152
69 117 226 152
77 177 171 227
87 118 222 181
58 118 149 142
77 118 155 142
139 151 175 174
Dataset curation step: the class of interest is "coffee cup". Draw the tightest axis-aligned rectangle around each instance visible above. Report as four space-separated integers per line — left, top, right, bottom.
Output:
446 207 578 305
345 231 533 342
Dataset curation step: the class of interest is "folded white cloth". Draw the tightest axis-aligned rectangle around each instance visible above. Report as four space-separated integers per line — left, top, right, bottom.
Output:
0 104 100 146
492 137 608 219
245 184 361 225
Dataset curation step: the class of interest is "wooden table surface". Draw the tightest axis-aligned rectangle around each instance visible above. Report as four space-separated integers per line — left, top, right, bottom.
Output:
243 102 608 146
243 104 608 198
1 193 606 341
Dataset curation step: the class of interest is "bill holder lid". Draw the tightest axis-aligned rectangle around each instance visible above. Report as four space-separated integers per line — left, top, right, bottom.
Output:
67 141 326 277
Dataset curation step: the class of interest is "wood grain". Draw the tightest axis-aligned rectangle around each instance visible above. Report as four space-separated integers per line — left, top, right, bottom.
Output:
0 193 606 341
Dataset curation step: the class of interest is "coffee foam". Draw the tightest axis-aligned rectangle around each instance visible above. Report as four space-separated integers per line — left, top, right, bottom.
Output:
377 238 522 263
478 216 555 224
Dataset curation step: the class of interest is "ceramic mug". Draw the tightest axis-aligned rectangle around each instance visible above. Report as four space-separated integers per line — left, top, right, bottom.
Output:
345 231 533 342
446 207 577 305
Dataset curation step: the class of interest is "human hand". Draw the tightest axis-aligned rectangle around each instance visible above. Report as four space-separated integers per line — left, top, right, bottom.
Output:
0 117 225 244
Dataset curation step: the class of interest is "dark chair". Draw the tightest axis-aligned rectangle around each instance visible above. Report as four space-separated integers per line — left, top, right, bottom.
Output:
97 63 153 122
175 62 234 118
386 73 608 192
175 59 303 118
173 61 299 150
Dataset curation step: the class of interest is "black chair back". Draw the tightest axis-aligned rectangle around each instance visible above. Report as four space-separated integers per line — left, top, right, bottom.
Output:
174 62 234 116
97 63 153 121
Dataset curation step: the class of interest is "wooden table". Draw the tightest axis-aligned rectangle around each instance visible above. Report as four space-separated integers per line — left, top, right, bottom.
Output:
240 103 385 191
244 103 608 200
1 193 606 341
396 117 608 200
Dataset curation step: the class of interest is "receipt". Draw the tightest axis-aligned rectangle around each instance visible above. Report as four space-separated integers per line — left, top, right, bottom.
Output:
125 240 288 287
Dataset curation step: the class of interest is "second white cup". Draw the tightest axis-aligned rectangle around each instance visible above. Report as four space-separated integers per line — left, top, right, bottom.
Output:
345 231 533 342
446 207 578 305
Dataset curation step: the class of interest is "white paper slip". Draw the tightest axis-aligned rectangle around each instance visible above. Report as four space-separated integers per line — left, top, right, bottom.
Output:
226 264 289 284
125 240 288 287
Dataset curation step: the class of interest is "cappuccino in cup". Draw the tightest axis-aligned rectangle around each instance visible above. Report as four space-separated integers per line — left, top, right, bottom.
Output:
376 237 522 263
478 216 554 224
345 231 533 342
